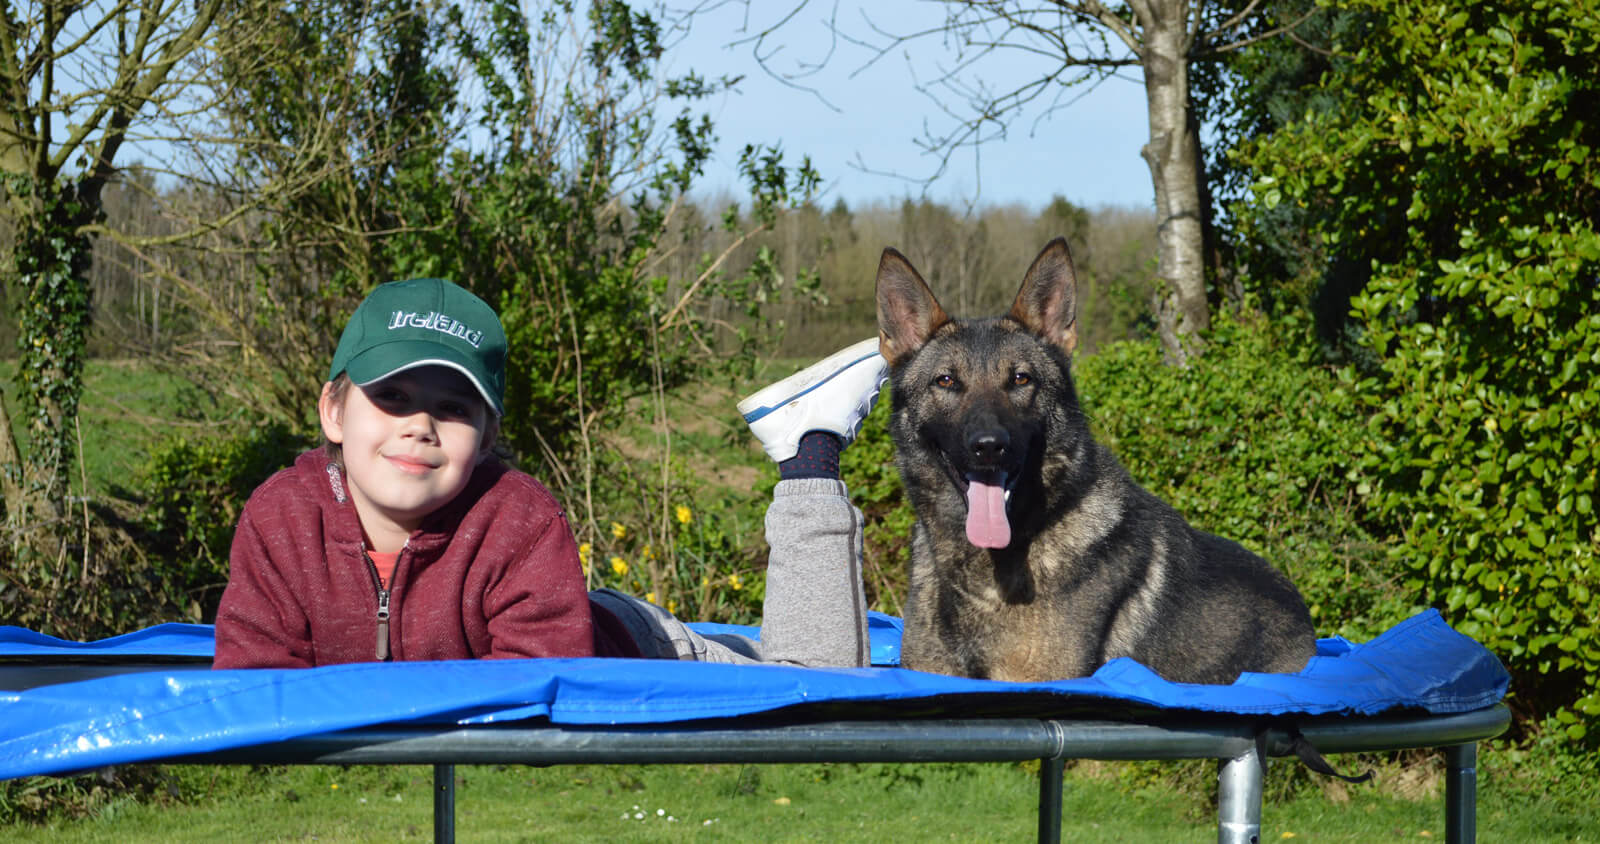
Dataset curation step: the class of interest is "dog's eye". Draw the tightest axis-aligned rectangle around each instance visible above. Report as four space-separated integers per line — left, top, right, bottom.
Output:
1012 371 1033 387
934 374 957 390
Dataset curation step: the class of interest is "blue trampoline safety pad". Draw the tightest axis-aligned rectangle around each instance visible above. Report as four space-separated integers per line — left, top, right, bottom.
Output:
0 610 1506 780
0 622 216 659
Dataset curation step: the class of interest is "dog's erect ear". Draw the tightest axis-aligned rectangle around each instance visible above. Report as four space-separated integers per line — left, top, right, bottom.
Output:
1008 238 1079 355
876 247 949 366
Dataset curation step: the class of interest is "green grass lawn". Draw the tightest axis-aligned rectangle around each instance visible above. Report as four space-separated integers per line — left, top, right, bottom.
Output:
0 358 233 496
7 755 1596 842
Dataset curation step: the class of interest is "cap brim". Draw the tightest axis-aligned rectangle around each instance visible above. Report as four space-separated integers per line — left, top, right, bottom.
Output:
344 340 503 416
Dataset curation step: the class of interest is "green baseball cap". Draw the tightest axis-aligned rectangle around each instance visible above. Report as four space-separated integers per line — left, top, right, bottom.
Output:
328 278 507 416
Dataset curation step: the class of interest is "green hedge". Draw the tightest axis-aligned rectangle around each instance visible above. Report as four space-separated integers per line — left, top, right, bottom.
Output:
1350 225 1600 742
1232 0 1600 745
1076 310 1405 641
137 422 309 623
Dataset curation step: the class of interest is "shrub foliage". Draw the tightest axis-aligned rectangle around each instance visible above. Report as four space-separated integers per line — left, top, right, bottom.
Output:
1235 0 1600 742
137 422 310 621
1076 310 1403 641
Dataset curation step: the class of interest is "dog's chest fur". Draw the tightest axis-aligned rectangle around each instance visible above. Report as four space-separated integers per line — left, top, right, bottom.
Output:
902 519 1125 683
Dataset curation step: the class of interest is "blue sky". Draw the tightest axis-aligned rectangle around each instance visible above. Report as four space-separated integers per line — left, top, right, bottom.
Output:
662 2 1154 212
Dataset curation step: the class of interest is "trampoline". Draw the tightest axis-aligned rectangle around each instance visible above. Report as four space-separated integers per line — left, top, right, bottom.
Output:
1 610 1510 843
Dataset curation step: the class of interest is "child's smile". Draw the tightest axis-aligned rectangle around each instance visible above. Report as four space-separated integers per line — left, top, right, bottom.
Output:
320 365 492 552
385 453 440 475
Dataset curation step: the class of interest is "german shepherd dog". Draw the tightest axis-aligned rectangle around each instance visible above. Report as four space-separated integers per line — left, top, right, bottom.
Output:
877 238 1317 685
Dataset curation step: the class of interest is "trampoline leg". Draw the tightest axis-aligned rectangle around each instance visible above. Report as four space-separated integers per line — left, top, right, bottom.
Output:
434 763 456 844
1445 743 1477 844
1217 746 1265 844
1037 756 1064 844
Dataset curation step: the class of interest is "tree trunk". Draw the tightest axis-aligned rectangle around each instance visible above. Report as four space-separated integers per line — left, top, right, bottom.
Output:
0 393 24 532
1139 12 1210 367
5 184 94 569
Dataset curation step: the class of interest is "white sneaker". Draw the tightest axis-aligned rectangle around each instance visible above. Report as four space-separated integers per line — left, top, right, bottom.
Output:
738 338 890 462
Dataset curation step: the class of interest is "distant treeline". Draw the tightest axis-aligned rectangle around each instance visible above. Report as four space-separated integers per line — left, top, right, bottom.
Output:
47 183 1156 363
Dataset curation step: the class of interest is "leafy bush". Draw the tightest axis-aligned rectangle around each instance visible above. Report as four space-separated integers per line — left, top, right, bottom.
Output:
584 496 768 627
137 422 310 622
1077 308 1403 640
574 441 770 626
185 0 819 490
1234 0 1600 744
1349 227 1600 741
841 397 912 614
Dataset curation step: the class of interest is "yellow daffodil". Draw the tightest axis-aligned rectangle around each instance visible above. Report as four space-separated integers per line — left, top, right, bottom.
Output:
611 521 627 540
610 556 628 576
675 504 692 525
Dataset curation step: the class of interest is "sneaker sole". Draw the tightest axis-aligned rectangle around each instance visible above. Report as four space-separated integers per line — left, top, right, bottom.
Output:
737 337 884 423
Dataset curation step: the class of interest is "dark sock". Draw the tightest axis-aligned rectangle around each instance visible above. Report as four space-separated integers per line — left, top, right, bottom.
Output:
779 431 843 480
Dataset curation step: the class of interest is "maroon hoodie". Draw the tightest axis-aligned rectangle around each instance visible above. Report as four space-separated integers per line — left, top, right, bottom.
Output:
213 450 598 668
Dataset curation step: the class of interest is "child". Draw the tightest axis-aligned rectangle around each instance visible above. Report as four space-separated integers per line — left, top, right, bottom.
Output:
213 278 885 670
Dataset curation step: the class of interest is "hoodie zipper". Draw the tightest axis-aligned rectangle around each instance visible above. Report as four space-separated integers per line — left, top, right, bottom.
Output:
362 550 392 661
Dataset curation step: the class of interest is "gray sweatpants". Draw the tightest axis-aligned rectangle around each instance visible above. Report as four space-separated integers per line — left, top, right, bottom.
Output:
588 478 869 668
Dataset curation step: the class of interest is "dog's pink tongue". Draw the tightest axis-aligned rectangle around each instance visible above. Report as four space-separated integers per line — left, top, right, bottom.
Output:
965 479 1011 548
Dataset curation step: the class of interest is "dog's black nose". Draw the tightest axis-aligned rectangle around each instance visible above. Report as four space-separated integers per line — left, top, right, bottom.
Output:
968 429 1010 465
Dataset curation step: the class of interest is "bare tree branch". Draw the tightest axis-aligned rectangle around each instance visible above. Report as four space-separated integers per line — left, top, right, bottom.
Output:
713 0 1309 364
1202 8 1321 57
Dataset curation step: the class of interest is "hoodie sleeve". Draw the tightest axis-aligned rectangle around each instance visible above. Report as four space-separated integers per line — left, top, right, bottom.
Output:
479 493 596 660
213 506 316 669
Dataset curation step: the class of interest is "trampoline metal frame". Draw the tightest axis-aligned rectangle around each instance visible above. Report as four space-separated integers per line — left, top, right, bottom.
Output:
173 704 1510 844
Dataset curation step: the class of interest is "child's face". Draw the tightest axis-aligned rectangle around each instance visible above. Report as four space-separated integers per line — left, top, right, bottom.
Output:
319 365 494 547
